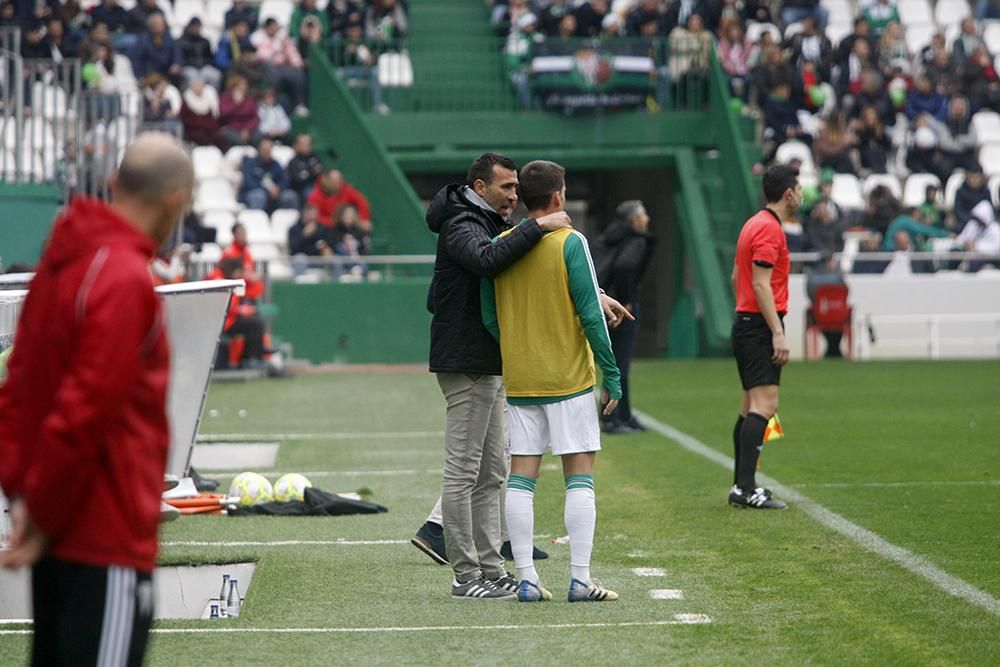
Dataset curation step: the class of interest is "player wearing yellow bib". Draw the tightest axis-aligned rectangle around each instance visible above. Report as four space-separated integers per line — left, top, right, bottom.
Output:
481 160 622 603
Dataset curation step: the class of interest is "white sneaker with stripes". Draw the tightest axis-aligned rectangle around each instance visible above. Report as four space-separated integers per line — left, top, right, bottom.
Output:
451 577 517 600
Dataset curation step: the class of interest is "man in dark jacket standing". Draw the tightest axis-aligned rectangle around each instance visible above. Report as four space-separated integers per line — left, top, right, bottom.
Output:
0 133 193 666
592 200 654 434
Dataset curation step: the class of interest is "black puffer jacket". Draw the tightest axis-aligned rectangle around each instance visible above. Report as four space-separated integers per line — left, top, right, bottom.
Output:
426 184 544 375
591 220 655 310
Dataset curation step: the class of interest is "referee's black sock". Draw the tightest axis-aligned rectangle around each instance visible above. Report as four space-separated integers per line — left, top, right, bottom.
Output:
732 415 745 486
736 412 768 492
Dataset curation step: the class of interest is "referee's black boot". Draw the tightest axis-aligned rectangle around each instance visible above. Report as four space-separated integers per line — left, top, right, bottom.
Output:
728 485 787 510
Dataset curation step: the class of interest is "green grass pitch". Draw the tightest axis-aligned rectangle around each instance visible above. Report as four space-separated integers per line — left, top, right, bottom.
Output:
0 360 998 665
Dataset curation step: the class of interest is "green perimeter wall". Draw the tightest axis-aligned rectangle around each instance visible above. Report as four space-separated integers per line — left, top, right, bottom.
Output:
0 184 60 267
271 281 430 365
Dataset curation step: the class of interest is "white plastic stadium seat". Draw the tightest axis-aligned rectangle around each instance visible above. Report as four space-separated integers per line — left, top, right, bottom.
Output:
905 23 937 54
831 173 866 210
902 173 942 206
258 0 294 25
270 208 300 246
192 145 224 181
746 21 781 44
378 52 414 87
944 22 962 49
784 21 804 39
863 174 903 199
943 171 965 210
774 140 816 176
192 242 223 264
826 21 853 47
979 142 1000 176
898 0 933 25
237 209 275 243
172 0 205 34
249 241 280 262
989 175 1000 206
984 22 1000 55
972 110 1000 145
203 0 230 30
196 177 239 213
824 0 853 25
202 209 236 230
270 144 295 168
934 0 971 28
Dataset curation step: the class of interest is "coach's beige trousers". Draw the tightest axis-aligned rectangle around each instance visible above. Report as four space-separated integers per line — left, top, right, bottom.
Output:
437 372 508 583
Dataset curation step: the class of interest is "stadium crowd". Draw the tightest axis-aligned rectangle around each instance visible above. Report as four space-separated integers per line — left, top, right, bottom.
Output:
491 0 1000 270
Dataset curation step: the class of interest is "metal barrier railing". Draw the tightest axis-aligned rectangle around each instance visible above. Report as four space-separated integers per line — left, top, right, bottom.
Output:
789 250 1000 273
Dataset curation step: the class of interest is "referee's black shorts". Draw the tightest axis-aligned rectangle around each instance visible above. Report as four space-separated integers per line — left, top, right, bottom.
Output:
732 312 784 390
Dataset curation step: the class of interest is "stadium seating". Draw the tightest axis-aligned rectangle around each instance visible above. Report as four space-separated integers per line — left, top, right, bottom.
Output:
943 171 966 210
863 173 903 199
271 144 295 169
237 209 276 244
972 111 1000 144
934 0 972 28
898 0 934 26
984 22 1000 55
259 0 295 26
192 146 225 182
775 140 817 176
905 23 937 53
902 173 942 207
979 143 1000 176
270 209 300 248
831 174 866 210
195 178 239 214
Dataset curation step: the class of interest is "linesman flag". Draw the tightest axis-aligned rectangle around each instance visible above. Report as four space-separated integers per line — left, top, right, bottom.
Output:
764 414 784 442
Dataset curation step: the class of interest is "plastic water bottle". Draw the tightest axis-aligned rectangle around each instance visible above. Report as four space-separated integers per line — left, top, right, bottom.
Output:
218 574 230 604
226 579 241 618
209 604 220 619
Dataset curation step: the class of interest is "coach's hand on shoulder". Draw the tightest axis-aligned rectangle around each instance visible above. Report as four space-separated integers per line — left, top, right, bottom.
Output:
0 498 48 570
536 211 572 232
771 331 790 367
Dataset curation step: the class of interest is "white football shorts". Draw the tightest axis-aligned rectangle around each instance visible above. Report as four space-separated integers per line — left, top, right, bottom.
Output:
507 391 602 457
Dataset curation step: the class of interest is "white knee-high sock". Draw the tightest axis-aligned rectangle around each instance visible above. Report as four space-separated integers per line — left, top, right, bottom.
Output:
505 473 537 584
565 474 596 584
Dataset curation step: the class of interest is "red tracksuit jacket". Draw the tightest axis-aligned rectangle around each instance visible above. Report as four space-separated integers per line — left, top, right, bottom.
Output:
0 197 170 572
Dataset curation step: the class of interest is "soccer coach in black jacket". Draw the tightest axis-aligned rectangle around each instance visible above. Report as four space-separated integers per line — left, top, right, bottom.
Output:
419 152 629 599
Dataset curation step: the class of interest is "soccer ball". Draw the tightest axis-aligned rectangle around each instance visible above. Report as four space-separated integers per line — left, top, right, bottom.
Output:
273 473 312 502
228 472 274 506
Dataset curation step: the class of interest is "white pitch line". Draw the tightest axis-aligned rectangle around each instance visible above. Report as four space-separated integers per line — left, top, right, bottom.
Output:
793 480 1000 489
196 431 443 442
650 589 685 600
0 617 713 636
161 540 408 547
632 567 666 577
635 410 1000 619
201 469 441 478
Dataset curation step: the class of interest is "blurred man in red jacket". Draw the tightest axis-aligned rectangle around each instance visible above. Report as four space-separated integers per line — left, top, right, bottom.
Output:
0 133 193 667
306 167 371 229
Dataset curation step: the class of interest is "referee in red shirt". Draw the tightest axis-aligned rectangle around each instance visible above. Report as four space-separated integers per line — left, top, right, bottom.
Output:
0 133 193 666
728 164 799 510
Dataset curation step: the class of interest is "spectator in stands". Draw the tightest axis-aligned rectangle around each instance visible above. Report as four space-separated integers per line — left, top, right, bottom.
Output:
296 14 324 66
876 22 908 75
289 203 335 274
258 87 291 139
781 0 828 30
907 115 952 182
862 0 899 38
848 69 894 126
91 0 132 52
219 223 264 298
978 0 1000 19
218 257 267 364
238 137 299 212
554 12 578 41
252 17 309 116
920 31 947 67
955 200 1000 268
538 0 569 36
45 17 78 61
0 1 17 27
124 0 162 35
327 0 362 38
959 47 1000 110
307 167 371 228
600 11 624 38
287 133 324 201
625 0 664 37
80 38 121 116
20 18 51 59
663 0 706 36
865 184 901 234
882 207 952 251
574 0 609 37
763 82 806 155
924 46 959 95
751 44 796 108
331 202 372 258
180 75 222 147
952 17 985 65
219 74 262 147
954 166 991 229
180 18 222 91
718 18 752 101
813 110 858 174
786 16 833 82
838 38 875 100
225 0 259 32
142 72 182 135
668 13 713 100
854 105 891 174
333 18 388 112
905 75 948 122
742 0 773 24
937 96 979 173
493 0 529 35
920 185 944 227
505 13 542 108
366 0 407 46
216 18 264 87
835 18 873 69
290 0 329 38
131 13 182 84
804 198 845 253
57 0 90 40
